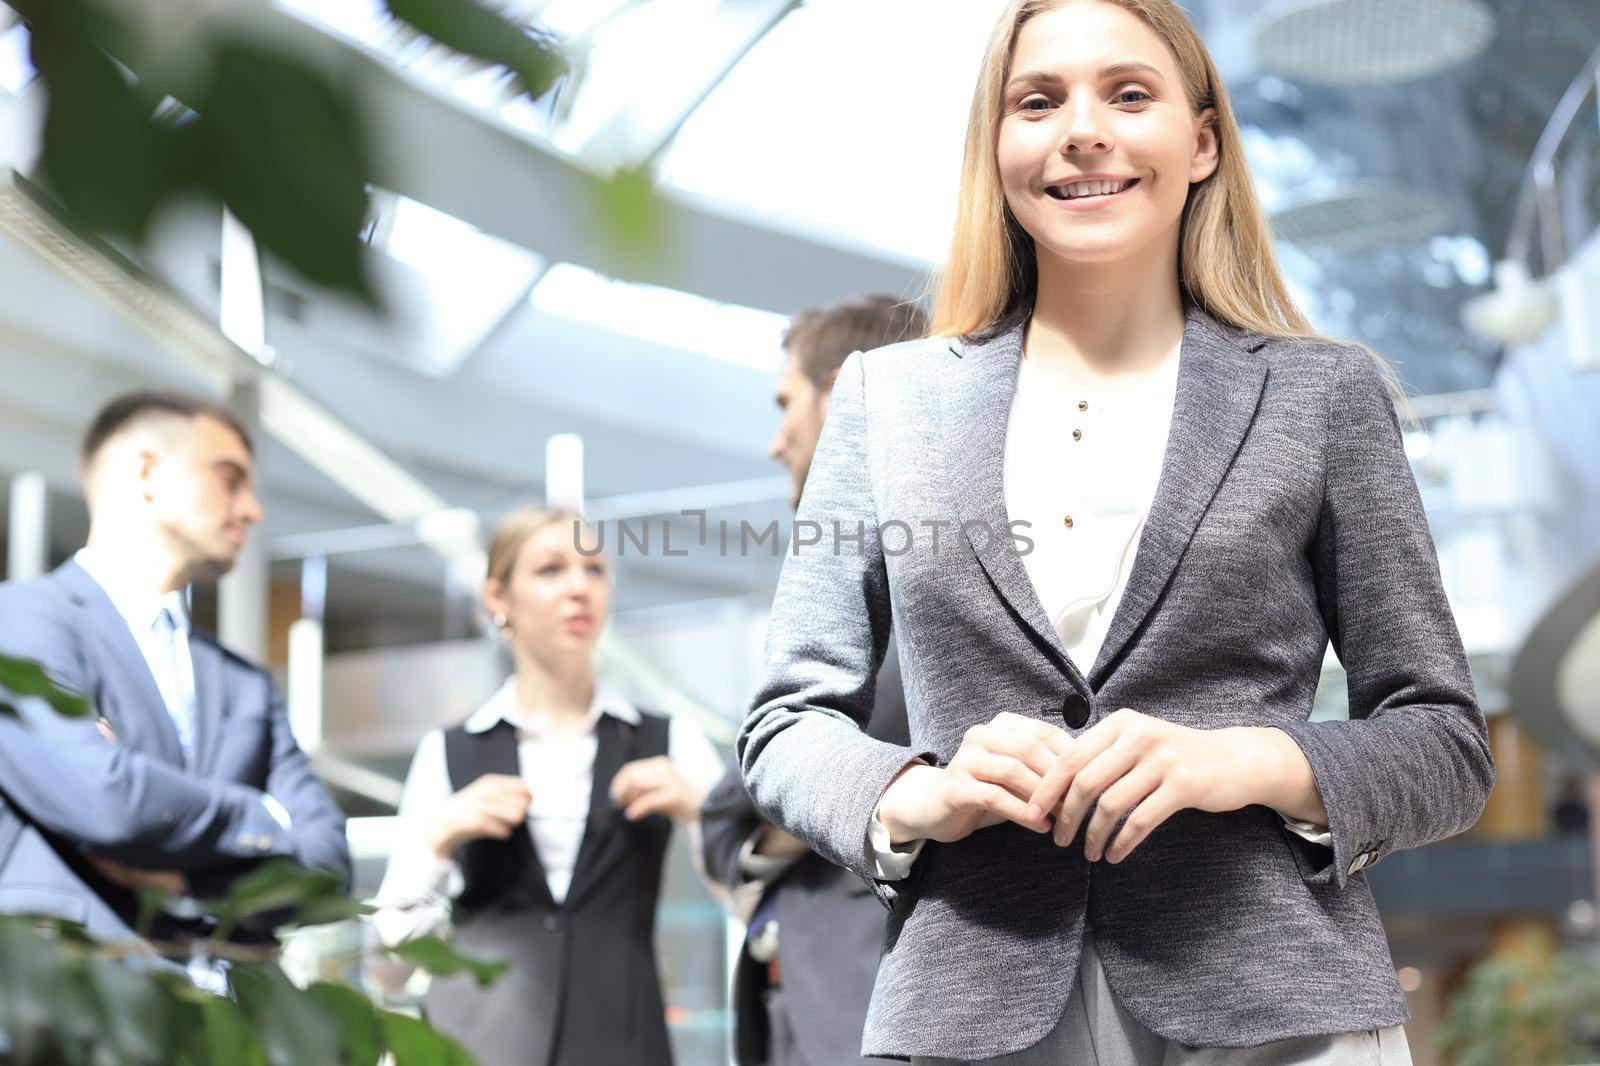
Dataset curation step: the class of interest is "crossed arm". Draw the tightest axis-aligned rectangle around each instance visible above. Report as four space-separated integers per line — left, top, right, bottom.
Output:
0 588 349 896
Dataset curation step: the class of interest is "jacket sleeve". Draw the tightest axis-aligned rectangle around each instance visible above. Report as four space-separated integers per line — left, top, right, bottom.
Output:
699 761 766 890
0 584 293 870
736 352 929 907
260 672 351 888
183 661 351 899
1273 343 1496 891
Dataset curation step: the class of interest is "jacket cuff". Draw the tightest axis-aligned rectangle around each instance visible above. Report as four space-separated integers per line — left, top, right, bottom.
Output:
1270 722 1389 891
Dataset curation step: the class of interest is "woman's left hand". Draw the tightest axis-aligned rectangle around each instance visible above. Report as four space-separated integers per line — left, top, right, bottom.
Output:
611 756 708 822
1024 709 1266 864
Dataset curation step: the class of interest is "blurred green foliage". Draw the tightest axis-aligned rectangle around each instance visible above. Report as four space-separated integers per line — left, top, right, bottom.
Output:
0 653 507 1064
0 0 666 309
1437 945 1600 1066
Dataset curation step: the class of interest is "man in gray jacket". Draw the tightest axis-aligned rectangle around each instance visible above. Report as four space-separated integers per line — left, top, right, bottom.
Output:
701 296 926 1066
0 391 349 953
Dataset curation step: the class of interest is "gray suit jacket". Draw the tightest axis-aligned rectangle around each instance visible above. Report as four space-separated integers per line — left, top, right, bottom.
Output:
702 635 908 1066
737 306 1495 1060
0 560 350 944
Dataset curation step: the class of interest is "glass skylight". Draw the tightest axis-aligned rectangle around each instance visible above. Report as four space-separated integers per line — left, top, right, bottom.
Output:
658 0 1011 264
529 262 788 371
373 193 545 377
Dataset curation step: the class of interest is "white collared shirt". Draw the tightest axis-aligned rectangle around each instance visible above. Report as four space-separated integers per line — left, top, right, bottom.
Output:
74 548 196 751
372 678 726 948
868 339 1330 878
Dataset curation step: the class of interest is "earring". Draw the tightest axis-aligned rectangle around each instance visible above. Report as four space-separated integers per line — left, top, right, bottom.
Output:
492 612 512 641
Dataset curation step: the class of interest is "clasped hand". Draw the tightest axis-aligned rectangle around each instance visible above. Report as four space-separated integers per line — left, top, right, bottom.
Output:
874 708 1262 863
426 757 709 860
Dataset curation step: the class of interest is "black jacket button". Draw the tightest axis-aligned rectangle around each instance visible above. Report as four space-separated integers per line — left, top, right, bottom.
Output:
1060 692 1090 729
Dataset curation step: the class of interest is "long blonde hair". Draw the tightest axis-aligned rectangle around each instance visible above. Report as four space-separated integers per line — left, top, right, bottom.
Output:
930 0 1412 417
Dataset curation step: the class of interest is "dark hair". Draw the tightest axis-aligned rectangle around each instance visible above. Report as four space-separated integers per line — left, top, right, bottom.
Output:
80 391 254 472
783 295 929 389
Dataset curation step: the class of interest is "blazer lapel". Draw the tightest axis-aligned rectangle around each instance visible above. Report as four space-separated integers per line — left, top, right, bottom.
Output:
56 561 185 764
941 324 1085 686
187 636 227 775
560 713 632 912
1086 307 1270 688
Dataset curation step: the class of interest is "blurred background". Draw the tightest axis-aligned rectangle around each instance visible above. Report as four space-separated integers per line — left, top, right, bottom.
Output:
1 0 1599 1062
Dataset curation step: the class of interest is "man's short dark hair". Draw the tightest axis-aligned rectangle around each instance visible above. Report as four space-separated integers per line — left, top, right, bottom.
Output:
784 295 929 389
80 391 254 473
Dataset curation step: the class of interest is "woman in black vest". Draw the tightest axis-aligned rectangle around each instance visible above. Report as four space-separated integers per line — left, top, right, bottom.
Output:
371 507 726 1066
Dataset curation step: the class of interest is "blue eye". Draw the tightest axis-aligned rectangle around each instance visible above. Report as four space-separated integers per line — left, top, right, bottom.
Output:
1019 95 1053 112
1116 89 1151 104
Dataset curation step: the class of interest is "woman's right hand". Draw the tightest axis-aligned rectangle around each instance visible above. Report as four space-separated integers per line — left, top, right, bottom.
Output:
425 773 533 860
873 712 1070 845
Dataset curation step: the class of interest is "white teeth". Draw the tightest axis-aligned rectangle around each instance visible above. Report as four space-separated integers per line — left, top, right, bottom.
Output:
1058 179 1130 199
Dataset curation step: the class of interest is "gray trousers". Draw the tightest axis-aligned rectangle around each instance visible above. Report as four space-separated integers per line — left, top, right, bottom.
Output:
912 929 1414 1066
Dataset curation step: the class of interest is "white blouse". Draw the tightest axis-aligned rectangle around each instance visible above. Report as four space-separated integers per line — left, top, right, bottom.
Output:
870 339 1330 877
372 678 726 949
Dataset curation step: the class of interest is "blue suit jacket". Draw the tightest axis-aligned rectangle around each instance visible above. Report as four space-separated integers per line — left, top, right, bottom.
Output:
0 560 350 943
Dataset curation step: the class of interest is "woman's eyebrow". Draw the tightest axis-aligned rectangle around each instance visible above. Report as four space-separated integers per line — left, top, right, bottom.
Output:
1099 61 1166 83
1006 61 1167 91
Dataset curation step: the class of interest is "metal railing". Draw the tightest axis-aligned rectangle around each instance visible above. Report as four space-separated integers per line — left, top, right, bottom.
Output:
1505 41 1600 276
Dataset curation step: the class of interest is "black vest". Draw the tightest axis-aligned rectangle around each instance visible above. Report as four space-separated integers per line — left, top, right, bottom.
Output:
422 711 675 1066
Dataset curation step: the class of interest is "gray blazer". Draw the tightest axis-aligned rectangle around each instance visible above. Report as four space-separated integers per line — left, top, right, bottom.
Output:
737 306 1495 1060
0 560 350 945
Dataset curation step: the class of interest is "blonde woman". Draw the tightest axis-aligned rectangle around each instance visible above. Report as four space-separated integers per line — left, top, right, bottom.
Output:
738 2 1492 1064
372 508 724 1066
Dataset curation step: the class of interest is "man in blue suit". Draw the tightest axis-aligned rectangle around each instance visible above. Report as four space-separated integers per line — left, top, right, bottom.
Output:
0 390 350 950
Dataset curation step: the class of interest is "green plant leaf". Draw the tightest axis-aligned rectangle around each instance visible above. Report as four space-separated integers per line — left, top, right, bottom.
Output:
388 935 507 987
282 894 375 929
79 954 172 1064
158 972 267 1066
189 36 377 303
308 981 385 1066
21 0 182 239
383 0 566 99
0 918 88 1061
231 963 342 1066
199 987 266 1066
0 654 93 719
380 1009 475 1066
587 164 667 261
214 860 346 923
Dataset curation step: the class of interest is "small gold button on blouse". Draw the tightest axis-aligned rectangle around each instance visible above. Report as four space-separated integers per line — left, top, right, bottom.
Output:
1072 429 1082 441
1063 515 1074 529
1077 400 1089 412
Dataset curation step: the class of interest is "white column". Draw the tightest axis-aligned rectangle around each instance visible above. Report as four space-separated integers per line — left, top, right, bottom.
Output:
216 204 271 658
286 555 326 751
286 618 324 754
219 207 267 361
219 378 269 659
6 470 48 581
545 433 585 514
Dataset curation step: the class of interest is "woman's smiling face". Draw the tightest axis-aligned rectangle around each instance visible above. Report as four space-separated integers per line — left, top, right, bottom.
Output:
996 0 1217 270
